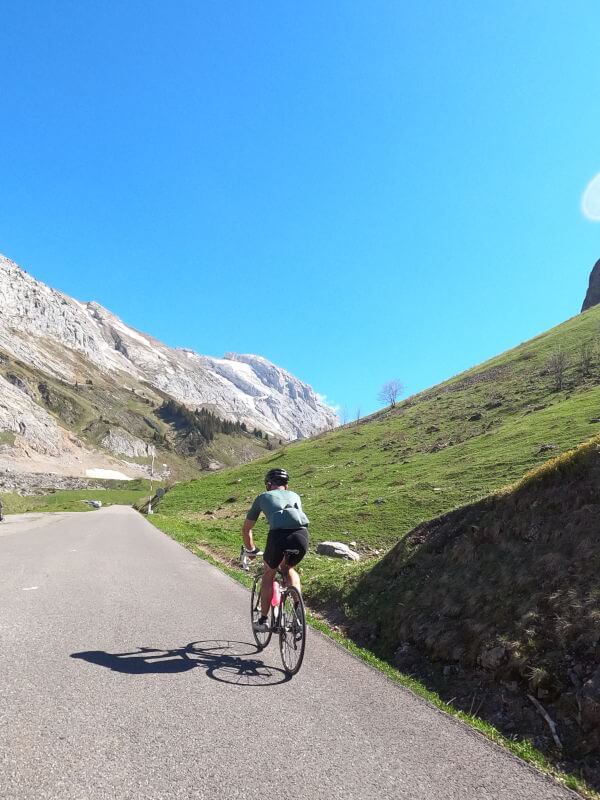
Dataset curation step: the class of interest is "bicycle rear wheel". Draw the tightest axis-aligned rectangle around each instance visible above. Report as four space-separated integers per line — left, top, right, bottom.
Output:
279 587 306 675
251 573 272 649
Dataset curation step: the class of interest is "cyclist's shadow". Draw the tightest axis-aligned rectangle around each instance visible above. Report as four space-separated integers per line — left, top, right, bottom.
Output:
71 640 291 686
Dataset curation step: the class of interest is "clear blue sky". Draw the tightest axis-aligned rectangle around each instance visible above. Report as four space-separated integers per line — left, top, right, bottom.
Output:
2 2 600 417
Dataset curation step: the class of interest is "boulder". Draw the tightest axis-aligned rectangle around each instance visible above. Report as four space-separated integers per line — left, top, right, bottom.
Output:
316 541 361 561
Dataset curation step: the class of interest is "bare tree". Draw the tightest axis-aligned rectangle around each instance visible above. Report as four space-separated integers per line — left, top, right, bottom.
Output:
341 406 349 426
355 407 361 425
377 379 404 408
580 342 593 377
545 349 568 391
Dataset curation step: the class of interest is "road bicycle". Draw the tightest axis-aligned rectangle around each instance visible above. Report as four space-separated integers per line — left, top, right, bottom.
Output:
240 546 307 676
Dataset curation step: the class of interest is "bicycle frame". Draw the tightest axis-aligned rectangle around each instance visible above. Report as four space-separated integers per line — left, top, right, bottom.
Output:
240 546 292 630
243 545 307 674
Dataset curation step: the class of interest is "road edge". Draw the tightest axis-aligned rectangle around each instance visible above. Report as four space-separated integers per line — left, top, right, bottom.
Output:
145 512 592 800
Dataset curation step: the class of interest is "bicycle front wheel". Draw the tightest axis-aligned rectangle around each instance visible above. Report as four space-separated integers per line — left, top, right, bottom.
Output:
251 573 272 649
279 586 306 675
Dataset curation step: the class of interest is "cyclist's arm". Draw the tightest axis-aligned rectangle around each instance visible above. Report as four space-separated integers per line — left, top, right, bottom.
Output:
243 496 262 552
242 517 257 552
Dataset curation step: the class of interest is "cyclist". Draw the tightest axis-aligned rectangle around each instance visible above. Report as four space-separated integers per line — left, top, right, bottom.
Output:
242 468 309 632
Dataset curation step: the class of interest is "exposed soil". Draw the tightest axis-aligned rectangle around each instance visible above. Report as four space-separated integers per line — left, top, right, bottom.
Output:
311 437 600 791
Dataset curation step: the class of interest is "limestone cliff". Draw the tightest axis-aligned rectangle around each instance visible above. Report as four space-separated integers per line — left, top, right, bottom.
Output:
0 254 337 440
581 258 600 312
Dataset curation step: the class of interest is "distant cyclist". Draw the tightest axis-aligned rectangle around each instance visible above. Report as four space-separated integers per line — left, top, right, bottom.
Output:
242 468 309 632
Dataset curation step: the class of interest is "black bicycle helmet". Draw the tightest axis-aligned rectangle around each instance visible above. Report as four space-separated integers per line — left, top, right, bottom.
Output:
265 468 289 486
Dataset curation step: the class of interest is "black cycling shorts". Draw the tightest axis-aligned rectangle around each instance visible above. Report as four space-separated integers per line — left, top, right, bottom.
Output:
263 527 309 569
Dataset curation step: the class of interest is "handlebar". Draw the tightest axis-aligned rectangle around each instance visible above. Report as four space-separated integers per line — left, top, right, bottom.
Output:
240 545 263 571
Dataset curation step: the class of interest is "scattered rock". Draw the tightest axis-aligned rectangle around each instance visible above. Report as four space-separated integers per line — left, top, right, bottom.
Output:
538 443 558 453
590 418 600 424
225 496 238 503
479 645 507 671
468 412 482 421
426 425 440 433
581 667 600 729
580 730 600 755
374 498 386 505
0 471 110 495
5 373 35 399
428 441 453 453
532 404 547 412
316 541 361 561
393 642 421 671
484 399 503 409
101 428 152 458
433 487 443 493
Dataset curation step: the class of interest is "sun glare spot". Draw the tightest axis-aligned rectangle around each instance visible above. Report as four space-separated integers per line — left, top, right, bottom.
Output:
582 173 600 221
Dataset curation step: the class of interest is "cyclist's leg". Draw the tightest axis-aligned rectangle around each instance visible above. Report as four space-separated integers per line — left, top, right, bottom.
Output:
285 565 301 593
260 563 276 618
279 527 309 595
261 530 284 618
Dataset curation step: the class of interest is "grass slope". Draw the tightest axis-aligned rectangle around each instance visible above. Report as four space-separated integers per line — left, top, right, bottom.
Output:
2 479 152 513
154 304 600 558
333 434 600 787
149 305 600 796
349 433 600 672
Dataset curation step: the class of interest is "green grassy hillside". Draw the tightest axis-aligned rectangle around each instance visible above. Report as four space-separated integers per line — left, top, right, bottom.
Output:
2 479 152 513
338 435 600 780
149 305 600 793
154 304 600 555
348 433 600 671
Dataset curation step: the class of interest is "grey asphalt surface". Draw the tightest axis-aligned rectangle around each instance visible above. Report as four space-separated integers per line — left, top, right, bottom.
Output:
0 506 576 800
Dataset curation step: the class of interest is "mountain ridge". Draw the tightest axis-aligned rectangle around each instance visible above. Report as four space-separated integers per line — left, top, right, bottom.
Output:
0 253 337 441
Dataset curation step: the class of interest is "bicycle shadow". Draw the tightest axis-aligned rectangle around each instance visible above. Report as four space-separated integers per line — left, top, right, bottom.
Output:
71 640 291 686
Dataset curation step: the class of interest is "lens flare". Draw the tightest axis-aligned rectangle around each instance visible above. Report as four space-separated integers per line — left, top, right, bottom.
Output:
582 173 600 221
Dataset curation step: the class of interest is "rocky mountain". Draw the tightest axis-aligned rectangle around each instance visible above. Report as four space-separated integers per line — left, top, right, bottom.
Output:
581 258 600 311
0 254 337 484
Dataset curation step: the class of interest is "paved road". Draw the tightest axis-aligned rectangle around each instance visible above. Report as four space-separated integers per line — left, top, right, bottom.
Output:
0 507 575 800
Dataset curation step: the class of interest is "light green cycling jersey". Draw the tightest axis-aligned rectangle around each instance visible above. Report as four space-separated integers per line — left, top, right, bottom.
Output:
246 489 309 530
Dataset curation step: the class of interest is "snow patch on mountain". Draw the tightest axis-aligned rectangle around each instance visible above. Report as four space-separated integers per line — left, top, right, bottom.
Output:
0 254 338 439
